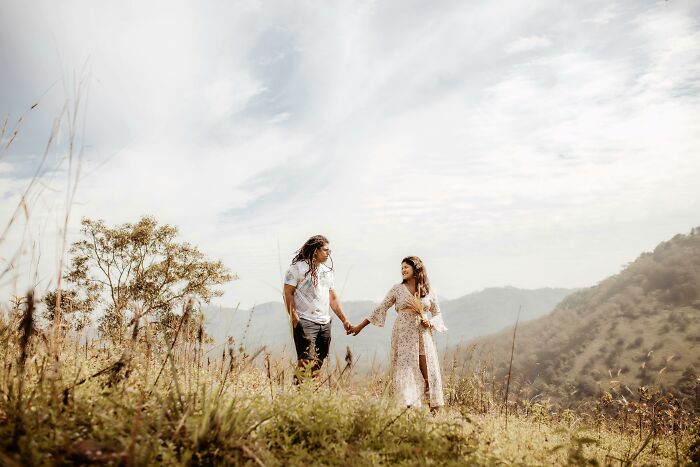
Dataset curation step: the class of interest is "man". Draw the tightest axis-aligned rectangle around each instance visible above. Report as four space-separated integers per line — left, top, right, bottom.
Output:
283 234 351 381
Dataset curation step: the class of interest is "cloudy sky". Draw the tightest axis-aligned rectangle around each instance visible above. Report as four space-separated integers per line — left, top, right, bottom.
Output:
1 0 699 309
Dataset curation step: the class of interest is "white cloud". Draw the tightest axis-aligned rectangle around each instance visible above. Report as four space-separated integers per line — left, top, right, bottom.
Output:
506 35 552 54
633 5 700 98
203 74 267 121
584 5 619 25
0 162 13 175
2 0 700 307
267 112 290 124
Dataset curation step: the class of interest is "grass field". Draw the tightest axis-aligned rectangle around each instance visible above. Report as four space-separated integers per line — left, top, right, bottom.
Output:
1 302 697 466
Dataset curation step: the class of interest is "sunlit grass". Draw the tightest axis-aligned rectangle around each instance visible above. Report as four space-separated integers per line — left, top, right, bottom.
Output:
0 301 696 466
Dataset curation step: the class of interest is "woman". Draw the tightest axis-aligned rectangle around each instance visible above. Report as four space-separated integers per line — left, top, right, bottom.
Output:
351 256 447 411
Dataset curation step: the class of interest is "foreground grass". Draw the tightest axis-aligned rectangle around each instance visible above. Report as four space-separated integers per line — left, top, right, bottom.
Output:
0 319 696 465
465 413 693 465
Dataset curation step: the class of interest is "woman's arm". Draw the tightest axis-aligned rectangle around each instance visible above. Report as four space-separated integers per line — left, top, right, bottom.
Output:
366 285 397 327
350 285 397 336
351 319 370 335
427 292 448 332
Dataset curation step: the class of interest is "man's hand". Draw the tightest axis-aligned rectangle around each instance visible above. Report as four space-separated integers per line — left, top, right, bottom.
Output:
343 320 353 334
291 313 300 328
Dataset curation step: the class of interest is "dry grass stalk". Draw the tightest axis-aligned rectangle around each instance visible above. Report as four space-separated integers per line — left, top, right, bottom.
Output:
52 68 90 348
405 292 424 317
153 298 194 389
18 290 35 370
503 305 522 430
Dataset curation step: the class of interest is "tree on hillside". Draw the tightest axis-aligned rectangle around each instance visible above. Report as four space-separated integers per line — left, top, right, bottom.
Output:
44 216 235 341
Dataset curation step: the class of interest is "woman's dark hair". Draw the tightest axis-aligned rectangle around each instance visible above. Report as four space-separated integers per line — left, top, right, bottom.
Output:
401 256 430 297
292 235 333 286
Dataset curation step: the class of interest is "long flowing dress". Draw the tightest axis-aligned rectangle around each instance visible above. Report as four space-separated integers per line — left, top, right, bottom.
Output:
367 283 448 408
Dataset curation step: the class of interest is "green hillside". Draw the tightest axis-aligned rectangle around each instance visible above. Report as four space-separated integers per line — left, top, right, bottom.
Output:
459 228 700 407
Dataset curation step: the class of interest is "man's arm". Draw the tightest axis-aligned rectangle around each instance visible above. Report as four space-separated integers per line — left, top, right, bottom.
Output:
329 288 352 332
283 284 299 328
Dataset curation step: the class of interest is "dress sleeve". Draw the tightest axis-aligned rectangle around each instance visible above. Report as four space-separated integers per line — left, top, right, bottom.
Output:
428 292 448 332
367 285 397 327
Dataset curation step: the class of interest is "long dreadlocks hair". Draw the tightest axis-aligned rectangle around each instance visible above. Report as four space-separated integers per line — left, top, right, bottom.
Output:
291 235 333 287
401 256 430 298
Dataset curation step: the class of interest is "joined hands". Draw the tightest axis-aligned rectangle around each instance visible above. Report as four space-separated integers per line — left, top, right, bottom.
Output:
343 322 362 336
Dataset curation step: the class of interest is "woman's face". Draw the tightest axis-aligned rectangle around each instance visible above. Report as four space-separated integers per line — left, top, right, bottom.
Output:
401 262 414 280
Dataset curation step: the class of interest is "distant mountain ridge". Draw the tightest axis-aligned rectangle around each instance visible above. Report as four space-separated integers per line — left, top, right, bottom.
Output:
459 228 700 407
439 286 575 344
202 286 574 368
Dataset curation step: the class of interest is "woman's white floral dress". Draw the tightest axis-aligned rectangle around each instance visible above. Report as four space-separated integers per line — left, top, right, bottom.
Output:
367 283 447 408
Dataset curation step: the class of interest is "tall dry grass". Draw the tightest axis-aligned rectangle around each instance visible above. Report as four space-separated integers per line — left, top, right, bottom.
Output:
0 298 697 465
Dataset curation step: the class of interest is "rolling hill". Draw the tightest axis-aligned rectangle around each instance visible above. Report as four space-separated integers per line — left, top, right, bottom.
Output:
458 228 700 407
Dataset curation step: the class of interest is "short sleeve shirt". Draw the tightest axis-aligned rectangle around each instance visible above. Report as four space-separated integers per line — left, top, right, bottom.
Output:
284 261 334 324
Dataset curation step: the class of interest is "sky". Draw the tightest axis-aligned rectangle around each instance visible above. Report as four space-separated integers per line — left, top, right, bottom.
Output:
1 0 699 310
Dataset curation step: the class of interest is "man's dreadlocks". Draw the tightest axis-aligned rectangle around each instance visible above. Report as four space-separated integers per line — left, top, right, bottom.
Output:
291 235 333 287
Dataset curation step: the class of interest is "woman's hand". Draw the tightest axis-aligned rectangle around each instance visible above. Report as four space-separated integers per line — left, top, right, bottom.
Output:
351 319 370 336
420 318 432 329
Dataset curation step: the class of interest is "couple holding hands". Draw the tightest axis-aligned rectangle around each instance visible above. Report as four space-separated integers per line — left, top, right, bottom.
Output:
283 235 447 411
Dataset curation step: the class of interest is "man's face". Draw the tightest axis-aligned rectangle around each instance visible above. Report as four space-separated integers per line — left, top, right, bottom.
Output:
314 244 331 264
